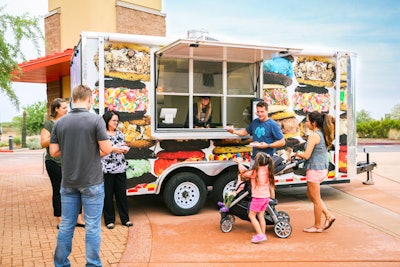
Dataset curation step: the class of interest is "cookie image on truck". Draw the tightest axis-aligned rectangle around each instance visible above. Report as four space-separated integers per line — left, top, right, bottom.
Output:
70 31 363 216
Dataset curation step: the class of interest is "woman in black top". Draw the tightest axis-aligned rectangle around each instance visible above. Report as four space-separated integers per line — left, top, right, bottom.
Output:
40 98 85 228
185 96 212 128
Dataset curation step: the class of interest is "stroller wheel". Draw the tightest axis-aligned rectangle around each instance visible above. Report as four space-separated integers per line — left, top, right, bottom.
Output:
274 221 292 238
226 214 235 224
220 217 233 233
277 211 290 222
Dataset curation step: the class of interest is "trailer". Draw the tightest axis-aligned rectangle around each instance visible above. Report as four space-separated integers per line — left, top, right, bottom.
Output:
70 31 364 215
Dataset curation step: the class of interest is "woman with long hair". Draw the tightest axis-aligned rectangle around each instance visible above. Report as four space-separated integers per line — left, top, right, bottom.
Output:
185 96 212 128
40 98 85 228
295 111 336 233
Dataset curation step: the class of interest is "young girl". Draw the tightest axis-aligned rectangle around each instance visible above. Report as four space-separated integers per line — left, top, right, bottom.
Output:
295 111 335 233
238 152 275 243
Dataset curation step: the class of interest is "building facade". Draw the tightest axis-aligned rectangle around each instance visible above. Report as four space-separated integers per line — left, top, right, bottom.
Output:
14 0 166 111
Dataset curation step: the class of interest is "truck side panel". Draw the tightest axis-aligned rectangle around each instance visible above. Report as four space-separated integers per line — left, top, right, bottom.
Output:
72 33 355 197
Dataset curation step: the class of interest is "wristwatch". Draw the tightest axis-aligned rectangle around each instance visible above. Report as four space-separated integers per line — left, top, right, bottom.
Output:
267 143 270 148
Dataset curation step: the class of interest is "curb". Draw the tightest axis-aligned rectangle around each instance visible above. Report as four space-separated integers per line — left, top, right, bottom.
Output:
0 148 31 153
358 142 400 146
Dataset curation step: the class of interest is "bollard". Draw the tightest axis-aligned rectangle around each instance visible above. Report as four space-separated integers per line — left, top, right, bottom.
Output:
8 136 14 150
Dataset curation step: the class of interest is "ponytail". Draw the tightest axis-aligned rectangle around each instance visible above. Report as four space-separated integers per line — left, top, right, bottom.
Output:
308 111 335 148
322 113 335 148
267 158 275 187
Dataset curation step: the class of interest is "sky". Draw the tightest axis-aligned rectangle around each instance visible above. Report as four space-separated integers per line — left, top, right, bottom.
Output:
1 0 400 122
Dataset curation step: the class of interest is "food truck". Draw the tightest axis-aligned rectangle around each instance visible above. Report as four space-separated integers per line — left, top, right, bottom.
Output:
70 31 359 215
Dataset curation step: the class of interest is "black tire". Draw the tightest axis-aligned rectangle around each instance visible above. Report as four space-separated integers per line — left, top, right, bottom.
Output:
211 172 237 204
163 172 207 216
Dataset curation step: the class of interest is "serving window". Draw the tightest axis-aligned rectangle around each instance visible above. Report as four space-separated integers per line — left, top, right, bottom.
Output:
154 52 257 136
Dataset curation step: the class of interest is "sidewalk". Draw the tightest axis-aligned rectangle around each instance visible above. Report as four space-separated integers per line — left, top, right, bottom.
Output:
119 151 400 266
1 149 400 266
357 138 400 146
0 150 128 266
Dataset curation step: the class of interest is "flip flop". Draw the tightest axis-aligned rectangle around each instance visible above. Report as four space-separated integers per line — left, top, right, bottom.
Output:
324 215 336 230
303 226 324 233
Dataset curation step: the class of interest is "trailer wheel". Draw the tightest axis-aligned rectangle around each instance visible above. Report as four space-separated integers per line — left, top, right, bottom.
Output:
163 172 207 216
274 220 292 238
211 172 237 203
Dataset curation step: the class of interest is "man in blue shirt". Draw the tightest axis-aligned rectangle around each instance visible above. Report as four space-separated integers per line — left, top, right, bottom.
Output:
227 100 285 158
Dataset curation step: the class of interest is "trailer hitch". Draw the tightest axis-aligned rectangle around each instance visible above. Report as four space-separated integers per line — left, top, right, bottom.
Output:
356 148 377 185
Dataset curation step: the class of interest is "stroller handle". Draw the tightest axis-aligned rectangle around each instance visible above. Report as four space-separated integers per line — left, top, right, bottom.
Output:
274 157 305 175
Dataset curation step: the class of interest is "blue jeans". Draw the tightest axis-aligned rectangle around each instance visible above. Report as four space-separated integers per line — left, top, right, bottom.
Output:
54 183 104 267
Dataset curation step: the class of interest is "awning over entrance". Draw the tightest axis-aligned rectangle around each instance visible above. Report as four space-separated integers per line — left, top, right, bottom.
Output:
11 49 73 83
155 39 288 63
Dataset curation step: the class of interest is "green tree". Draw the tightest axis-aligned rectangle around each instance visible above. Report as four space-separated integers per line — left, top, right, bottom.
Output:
390 103 400 121
356 109 373 124
23 100 47 135
11 116 22 131
0 6 43 110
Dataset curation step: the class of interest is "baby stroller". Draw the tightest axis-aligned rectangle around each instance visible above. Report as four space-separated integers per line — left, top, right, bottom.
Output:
218 156 304 238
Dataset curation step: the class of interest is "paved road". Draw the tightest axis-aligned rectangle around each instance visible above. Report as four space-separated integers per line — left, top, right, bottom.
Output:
357 144 400 152
119 150 400 266
1 149 400 266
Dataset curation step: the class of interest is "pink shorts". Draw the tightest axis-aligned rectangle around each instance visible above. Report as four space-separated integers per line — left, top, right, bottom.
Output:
306 169 328 183
250 197 269 212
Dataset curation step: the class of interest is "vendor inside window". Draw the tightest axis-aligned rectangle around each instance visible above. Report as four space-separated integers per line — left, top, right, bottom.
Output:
185 96 212 128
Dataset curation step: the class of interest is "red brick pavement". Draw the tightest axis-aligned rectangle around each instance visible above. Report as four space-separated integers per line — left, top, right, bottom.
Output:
0 150 129 266
2 148 400 266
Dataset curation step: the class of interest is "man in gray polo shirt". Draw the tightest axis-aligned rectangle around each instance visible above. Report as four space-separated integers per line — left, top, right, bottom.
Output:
50 84 112 267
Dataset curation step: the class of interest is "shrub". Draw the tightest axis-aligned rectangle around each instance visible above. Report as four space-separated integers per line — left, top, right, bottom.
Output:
0 140 8 147
27 137 42 150
356 119 400 138
13 136 21 146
